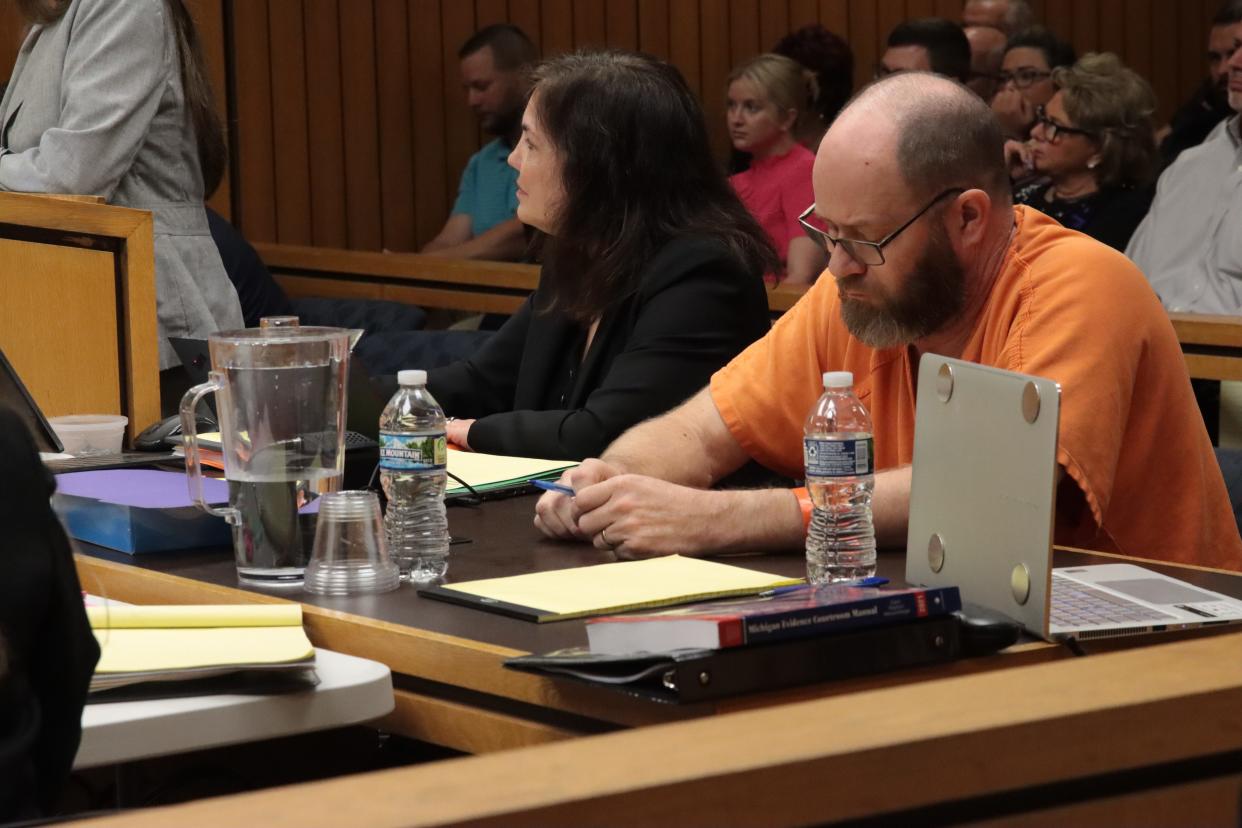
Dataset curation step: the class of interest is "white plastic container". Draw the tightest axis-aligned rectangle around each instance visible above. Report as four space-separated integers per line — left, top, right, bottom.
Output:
49 415 128 456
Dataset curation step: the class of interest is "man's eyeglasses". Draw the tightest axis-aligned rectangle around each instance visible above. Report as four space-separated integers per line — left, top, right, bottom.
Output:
797 188 965 267
995 67 1051 89
1033 105 1094 142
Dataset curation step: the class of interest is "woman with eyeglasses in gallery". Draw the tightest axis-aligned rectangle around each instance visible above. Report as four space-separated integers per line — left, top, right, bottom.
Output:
427 50 774 460
725 53 828 285
1004 53 1158 252
991 26 1076 139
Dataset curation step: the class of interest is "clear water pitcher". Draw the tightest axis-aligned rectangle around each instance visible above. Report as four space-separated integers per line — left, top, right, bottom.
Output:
180 326 351 585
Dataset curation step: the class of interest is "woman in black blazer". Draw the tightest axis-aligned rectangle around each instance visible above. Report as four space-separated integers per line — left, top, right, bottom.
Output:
430 51 775 460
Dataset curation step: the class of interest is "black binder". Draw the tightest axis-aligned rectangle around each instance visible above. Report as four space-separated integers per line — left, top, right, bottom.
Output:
505 611 1019 704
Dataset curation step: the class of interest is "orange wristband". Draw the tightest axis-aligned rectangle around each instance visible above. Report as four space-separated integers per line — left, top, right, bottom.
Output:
792 487 813 534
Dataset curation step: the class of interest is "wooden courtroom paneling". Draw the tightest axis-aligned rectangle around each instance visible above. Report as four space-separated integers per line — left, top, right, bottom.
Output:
0 3 1218 255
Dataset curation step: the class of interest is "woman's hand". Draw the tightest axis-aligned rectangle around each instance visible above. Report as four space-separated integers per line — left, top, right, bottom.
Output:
1003 139 1035 179
446 418 475 450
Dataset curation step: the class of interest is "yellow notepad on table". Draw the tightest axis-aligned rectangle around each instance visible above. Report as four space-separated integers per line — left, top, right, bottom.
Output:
446 449 576 497
87 603 316 692
417 555 803 622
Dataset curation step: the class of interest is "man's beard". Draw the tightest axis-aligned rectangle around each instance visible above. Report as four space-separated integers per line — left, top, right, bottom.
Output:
484 102 522 140
837 224 967 349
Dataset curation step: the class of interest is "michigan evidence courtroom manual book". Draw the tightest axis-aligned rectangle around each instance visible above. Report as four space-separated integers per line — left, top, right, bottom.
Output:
585 583 962 655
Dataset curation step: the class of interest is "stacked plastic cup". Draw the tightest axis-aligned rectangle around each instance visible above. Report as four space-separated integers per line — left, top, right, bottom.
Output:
303 491 400 595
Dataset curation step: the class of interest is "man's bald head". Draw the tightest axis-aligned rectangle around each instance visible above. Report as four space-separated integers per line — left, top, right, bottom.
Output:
829 72 1010 205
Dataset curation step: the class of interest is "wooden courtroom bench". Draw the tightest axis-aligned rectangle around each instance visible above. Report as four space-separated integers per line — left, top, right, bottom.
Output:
257 244 1242 382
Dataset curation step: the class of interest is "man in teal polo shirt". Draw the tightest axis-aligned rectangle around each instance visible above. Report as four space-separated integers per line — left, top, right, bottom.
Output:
422 25 534 261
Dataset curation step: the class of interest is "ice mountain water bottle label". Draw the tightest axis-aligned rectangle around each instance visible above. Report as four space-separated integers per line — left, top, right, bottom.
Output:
379 432 447 470
804 437 874 477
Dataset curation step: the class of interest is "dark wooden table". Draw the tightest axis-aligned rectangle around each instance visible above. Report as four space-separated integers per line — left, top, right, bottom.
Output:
75 492 1242 754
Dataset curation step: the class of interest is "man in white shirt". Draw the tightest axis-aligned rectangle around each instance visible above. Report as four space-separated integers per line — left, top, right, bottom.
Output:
1126 34 1242 314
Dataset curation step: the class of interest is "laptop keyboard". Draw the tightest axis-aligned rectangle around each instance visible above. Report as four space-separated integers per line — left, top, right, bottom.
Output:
46 451 182 473
1050 575 1178 628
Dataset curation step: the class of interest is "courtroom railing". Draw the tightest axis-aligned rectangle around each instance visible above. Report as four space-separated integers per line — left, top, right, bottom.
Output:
256 245 1242 382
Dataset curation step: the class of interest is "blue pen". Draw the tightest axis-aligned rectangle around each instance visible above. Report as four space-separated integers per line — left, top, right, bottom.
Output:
532 479 575 496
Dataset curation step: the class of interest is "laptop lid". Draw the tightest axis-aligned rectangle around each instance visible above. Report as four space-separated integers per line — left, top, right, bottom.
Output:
0 345 64 454
904 355 1061 638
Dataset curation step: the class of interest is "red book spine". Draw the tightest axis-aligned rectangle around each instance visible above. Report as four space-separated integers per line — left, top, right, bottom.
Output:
718 617 744 648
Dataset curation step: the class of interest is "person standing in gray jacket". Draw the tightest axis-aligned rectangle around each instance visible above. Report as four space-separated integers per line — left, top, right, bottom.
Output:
0 0 243 387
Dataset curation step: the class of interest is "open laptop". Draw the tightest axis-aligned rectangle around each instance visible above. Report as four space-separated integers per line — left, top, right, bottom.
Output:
904 354 1242 641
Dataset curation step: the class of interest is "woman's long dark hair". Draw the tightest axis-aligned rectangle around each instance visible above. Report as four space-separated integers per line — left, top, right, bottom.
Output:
531 50 777 322
17 0 228 196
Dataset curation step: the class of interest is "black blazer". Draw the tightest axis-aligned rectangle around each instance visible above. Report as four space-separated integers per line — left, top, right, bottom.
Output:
428 236 769 460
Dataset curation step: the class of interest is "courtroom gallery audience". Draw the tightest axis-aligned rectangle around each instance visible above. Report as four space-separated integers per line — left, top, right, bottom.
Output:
420 24 535 261
772 24 854 149
1159 0 1242 167
426 51 773 460
535 71 1241 573
1126 36 1242 315
962 0 1034 36
992 26 1076 139
965 24 1008 101
1008 53 1157 252
726 54 827 285
877 18 971 84
0 0 243 403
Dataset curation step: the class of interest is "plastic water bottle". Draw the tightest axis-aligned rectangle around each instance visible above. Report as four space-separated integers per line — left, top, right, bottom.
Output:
379 369 450 582
803 371 876 583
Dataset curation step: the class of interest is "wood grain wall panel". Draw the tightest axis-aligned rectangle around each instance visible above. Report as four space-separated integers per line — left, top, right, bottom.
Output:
410 2 449 247
1097 0 1125 58
729 0 762 66
1122 0 1153 95
303 0 348 248
0 6 23 78
508 0 544 52
847 0 879 92
1043 0 1074 49
1070 0 1100 65
906 0 938 21
541 0 575 55
819 0 850 40
638 0 671 59
875 0 906 51
606 0 640 50
209 0 1222 253
574 0 608 48
338 0 383 250
700 0 732 158
759 0 790 53
230 0 277 242
440 0 479 234
375 1 416 251
475 0 509 27
267 0 312 245
668 0 703 95
188 0 231 219
1150 0 1179 124
789 0 819 29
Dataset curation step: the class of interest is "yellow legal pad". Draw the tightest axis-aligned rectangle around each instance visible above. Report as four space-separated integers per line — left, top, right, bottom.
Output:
418 555 804 622
444 449 576 496
87 604 315 691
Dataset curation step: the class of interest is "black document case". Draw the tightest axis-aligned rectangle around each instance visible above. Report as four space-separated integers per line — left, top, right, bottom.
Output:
506 613 1017 704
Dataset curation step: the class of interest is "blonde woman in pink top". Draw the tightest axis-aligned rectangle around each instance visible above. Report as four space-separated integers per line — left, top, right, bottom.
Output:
727 53 827 285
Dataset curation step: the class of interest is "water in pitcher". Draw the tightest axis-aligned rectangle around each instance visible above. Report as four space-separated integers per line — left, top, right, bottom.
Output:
218 362 347 584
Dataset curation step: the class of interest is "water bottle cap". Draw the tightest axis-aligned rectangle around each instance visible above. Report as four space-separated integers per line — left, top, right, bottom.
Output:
397 369 427 386
823 371 853 389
